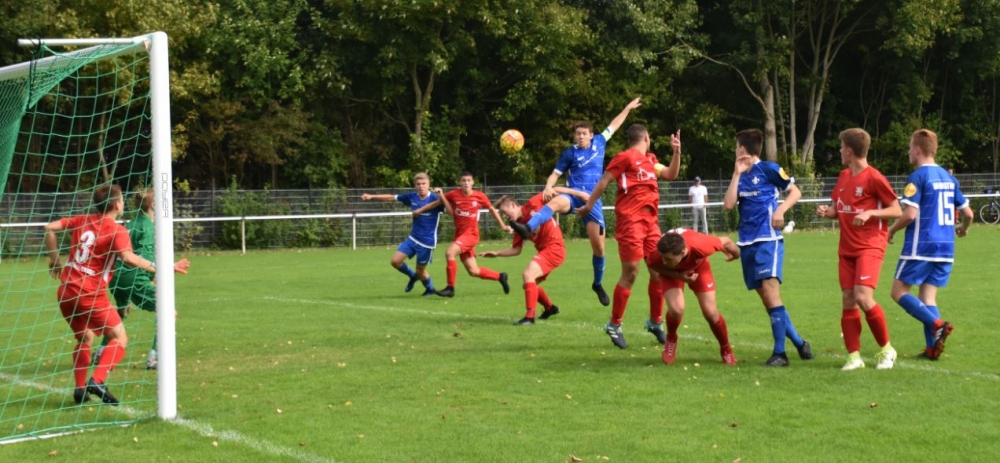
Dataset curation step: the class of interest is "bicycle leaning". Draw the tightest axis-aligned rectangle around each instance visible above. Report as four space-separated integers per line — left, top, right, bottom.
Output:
980 187 1000 224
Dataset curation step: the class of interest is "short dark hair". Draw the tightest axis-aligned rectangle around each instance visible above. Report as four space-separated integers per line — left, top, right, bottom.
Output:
572 121 595 134
627 124 648 145
459 171 474 180
735 129 764 156
92 185 123 214
657 232 686 257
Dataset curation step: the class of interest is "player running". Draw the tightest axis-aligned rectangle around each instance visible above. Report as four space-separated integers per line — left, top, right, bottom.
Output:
44 185 158 405
577 124 681 349
647 229 741 365
816 128 901 370
411 172 512 297
887 129 973 360
509 98 643 306
361 172 445 296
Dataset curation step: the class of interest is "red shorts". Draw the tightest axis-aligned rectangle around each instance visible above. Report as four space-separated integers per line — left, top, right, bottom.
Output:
57 284 122 338
838 253 885 290
454 233 480 261
531 246 566 276
615 214 660 262
658 261 717 293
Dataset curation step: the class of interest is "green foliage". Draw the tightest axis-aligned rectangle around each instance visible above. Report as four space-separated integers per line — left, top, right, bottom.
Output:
172 178 205 252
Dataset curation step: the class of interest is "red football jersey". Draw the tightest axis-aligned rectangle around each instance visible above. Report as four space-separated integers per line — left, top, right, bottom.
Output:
606 148 660 216
512 194 564 252
831 166 898 256
59 214 133 294
646 229 724 274
445 189 491 238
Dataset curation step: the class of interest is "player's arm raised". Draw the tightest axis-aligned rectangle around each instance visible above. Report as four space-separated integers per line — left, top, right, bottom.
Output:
607 97 642 134
656 130 682 181
487 205 511 234
541 172 563 202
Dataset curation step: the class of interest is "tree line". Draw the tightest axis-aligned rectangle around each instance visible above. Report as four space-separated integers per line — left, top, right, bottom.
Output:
3 0 998 190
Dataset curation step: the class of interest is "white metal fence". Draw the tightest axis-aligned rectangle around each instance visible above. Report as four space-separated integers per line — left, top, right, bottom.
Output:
3 174 999 256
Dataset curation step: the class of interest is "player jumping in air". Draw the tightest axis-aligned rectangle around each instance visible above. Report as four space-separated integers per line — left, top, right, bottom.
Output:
510 98 643 307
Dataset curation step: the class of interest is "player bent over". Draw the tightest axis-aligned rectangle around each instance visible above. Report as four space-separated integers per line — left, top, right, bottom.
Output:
887 129 973 360
411 172 512 297
361 172 445 296
44 185 158 405
96 188 190 370
577 124 681 349
510 98 643 306
483 189 588 325
816 128 901 370
647 230 741 365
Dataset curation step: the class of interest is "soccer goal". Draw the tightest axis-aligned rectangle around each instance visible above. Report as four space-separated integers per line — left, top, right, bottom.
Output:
0 32 176 444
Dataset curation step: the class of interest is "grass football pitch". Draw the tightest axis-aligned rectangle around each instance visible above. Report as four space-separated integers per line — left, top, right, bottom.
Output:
2 229 999 462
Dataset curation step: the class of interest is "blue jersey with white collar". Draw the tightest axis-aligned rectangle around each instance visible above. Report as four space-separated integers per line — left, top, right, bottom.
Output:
735 160 794 246
396 192 444 248
553 129 614 193
899 164 968 262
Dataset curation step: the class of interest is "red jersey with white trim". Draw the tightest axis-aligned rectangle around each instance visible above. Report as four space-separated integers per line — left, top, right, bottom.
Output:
445 189 491 238
512 194 564 252
58 214 133 294
606 148 660 216
645 229 724 274
831 166 898 256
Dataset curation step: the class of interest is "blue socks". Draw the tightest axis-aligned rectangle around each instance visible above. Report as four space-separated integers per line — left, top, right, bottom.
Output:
924 305 941 348
767 306 790 355
784 314 804 348
592 255 605 287
397 262 417 279
897 293 938 326
526 205 555 232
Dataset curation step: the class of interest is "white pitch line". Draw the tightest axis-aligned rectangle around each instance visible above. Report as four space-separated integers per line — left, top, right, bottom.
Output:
0 373 337 462
263 295 1000 381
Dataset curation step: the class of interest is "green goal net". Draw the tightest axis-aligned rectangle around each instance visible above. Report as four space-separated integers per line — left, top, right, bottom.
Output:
0 34 174 443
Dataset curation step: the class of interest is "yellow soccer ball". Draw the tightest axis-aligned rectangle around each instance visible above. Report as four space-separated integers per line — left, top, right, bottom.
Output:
500 129 525 154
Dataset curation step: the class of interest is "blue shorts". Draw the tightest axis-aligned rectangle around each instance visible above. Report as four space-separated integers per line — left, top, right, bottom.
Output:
740 240 784 290
397 239 434 267
894 259 952 288
565 194 605 228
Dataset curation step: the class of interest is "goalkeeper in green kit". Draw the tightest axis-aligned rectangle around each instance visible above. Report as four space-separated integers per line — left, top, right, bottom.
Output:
95 189 189 370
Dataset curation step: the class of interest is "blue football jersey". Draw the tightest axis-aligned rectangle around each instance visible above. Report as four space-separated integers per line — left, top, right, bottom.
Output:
899 164 968 261
553 129 613 193
397 192 444 248
735 161 795 246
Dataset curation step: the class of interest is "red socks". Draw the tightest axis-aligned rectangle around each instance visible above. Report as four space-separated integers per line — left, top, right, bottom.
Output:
478 267 500 281
611 284 631 325
92 339 124 384
72 342 91 388
648 280 664 324
865 305 891 348
446 260 458 287
841 308 863 353
523 283 538 318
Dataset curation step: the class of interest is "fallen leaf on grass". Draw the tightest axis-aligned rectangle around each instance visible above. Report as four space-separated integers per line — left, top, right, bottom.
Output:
48 451 57 457
299 442 307 447
566 394 572 400
133 437 138 442
570 454 583 462
869 403 878 409
212 441 218 447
